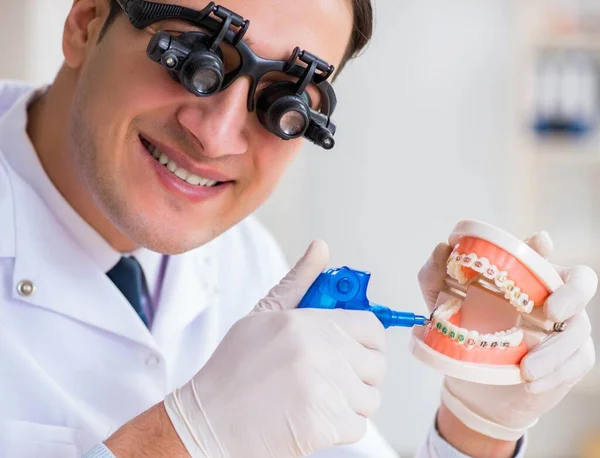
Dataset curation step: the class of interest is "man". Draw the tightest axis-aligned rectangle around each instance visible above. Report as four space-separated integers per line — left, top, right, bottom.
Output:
0 0 596 457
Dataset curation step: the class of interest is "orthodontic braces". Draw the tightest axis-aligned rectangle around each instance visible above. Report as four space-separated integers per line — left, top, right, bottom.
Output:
446 250 535 313
432 250 568 334
431 299 524 350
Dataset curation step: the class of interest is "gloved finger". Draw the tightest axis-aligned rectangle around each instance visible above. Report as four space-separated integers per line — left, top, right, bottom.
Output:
325 311 387 385
521 311 591 381
543 265 598 322
336 412 368 445
525 337 595 394
341 338 387 386
418 242 453 312
254 240 329 312
330 309 387 352
524 230 554 258
347 382 382 418
327 352 382 418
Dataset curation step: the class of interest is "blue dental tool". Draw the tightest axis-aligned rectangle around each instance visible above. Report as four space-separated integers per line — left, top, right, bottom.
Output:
298 267 430 329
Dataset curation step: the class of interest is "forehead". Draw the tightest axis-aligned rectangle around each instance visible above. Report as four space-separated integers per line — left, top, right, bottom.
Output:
162 0 353 68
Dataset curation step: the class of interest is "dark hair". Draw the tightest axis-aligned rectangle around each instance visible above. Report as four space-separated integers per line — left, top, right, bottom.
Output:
99 0 373 75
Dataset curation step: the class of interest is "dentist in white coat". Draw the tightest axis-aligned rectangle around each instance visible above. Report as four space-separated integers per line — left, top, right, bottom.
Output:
0 0 597 457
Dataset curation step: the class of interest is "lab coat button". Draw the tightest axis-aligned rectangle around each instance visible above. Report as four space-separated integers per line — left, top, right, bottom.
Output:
145 353 161 367
16 280 35 297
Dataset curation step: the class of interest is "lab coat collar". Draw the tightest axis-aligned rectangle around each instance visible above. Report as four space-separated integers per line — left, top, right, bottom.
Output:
3 161 160 351
3 161 219 351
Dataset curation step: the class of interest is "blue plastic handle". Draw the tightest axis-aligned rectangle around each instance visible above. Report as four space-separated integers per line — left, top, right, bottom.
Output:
298 267 429 329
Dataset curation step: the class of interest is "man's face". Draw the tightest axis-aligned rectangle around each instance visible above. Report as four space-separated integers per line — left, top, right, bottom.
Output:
69 0 352 254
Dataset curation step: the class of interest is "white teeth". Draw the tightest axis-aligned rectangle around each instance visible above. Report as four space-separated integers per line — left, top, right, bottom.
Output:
174 168 189 180
457 328 468 345
448 324 459 340
143 140 222 187
495 271 509 288
509 287 522 303
186 174 202 185
461 253 476 268
483 264 498 280
465 331 479 350
510 329 524 347
484 334 499 349
432 302 525 349
472 257 490 273
441 323 450 337
516 294 534 314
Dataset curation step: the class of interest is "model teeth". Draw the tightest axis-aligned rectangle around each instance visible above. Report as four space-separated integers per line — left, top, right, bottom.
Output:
432 300 524 349
472 257 490 273
456 328 468 345
448 324 459 340
465 330 479 349
446 252 536 313
142 139 220 187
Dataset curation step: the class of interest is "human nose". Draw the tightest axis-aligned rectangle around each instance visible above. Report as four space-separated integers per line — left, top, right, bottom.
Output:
177 79 250 158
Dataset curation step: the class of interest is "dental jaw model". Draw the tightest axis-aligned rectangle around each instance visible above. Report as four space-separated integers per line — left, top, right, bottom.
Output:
409 220 565 385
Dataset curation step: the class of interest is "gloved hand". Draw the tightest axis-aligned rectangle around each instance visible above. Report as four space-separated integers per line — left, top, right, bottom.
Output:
418 232 598 441
164 240 387 457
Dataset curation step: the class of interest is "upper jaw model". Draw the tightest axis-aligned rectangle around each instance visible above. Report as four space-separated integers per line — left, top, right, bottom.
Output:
409 220 565 385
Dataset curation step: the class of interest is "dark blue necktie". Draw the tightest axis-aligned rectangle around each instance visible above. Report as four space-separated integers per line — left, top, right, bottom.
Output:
107 256 149 327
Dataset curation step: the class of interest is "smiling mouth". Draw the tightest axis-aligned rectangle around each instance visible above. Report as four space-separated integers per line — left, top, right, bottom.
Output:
140 136 223 188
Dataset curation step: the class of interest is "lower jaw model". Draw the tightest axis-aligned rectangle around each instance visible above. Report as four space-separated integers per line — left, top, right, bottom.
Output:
426 298 528 365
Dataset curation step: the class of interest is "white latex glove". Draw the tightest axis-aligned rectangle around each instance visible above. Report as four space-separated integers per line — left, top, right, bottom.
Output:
164 240 387 457
417 232 598 440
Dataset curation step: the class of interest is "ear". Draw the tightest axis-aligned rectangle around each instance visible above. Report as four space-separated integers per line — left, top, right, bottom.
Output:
63 0 111 68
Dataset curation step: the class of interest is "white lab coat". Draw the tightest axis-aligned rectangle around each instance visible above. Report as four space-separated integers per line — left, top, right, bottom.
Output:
0 82 399 458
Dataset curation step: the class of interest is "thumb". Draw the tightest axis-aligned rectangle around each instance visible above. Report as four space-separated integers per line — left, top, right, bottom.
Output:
418 242 453 312
254 239 330 312
524 230 554 258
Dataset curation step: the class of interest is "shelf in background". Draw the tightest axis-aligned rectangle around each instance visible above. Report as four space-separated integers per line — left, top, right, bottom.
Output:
537 33 600 52
533 151 600 165
528 134 600 165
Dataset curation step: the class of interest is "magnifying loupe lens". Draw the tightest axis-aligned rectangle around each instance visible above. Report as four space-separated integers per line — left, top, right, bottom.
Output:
279 110 307 136
193 68 220 94
182 53 224 96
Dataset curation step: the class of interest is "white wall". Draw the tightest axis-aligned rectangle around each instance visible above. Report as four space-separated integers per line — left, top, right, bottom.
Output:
0 0 30 81
0 0 71 83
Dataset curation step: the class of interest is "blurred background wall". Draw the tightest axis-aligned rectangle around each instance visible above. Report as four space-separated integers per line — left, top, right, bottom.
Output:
2 0 600 456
